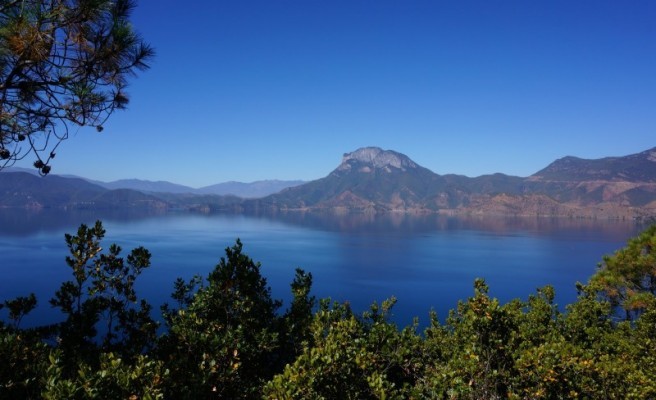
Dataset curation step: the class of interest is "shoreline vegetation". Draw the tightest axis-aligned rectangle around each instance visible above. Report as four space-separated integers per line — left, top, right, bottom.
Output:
2 221 656 399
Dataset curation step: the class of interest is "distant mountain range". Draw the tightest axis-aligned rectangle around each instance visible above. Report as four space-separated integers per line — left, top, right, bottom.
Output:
4 168 304 198
94 178 306 198
3 147 656 218
0 171 168 210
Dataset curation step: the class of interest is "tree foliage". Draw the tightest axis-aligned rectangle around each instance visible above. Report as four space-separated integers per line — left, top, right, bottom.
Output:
157 239 284 399
0 0 153 174
590 224 656 319
49 220 156 377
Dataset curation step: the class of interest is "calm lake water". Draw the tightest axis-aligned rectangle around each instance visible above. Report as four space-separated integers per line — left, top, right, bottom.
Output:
0 209 647 328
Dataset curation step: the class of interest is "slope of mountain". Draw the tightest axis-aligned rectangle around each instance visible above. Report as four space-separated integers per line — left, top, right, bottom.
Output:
0 172 167 209
247 146 656 218
93 178 304 198
3 147 655 218
521 147 656 211
531 147 656 182
5 168 303 198
4 166 40 176
98 179 196 194
251 147 442 211
0 172 299 210
248 148 521 212
197 180 306 198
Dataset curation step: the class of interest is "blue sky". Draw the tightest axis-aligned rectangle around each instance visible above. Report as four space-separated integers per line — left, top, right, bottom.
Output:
25 0 656 187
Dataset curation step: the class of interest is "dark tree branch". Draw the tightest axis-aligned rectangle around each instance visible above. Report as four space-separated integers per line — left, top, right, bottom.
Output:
0 0 153 174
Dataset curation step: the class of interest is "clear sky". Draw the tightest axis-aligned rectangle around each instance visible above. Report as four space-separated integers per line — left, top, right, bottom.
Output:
22 0 656 188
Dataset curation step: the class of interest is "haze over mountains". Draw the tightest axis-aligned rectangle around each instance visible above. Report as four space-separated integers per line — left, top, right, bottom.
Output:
96 178 306 198
4 168 305 198
2 147 656 218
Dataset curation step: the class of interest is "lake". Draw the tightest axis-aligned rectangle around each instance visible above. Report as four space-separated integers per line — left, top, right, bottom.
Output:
0 209 647 328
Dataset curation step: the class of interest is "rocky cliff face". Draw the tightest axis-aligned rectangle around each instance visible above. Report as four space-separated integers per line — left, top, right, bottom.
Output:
334 147 419 174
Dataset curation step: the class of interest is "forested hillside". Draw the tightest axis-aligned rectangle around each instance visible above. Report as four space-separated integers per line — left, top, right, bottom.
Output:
1 222 656 399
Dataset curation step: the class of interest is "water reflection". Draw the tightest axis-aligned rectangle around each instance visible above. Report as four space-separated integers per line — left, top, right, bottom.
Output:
0 208 168 237
0 208 649 328
241 210 646 242
1 208 646 241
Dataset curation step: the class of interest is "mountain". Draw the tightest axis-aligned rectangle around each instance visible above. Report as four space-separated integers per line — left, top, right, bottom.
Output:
3 147 656 218
246 146 656 218
253 147 523 212
0 173 288 211
4 166 43 177
6 168 304 198
246 147 524 212
0 172 167 209
196 180 305 198
520 148 656 211
531 148 656 182
251 147 444 212
93 178 304 198
98 179 196 194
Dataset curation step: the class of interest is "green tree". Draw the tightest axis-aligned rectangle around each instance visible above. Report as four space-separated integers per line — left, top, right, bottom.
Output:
590 225 656 319
506 286 596 399
624 307 656 397
414 280 519 399
265 298 423 400
50 220 156 375
279 268 315 365
43 351 167 400
2 292 37 329
0 322 50 399
5 221 656 398
158 239 284 399
0 0 153 174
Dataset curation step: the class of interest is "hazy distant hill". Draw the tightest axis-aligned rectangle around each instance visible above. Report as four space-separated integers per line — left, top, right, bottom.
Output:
95 178 304 198
196 180 305 198
98 179 196 194
0 172 103 207
246 146 656 218
0 172 299 210
0 172 167 209
4 167 304 198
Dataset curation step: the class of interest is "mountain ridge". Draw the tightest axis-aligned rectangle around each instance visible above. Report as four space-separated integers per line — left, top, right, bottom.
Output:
0 172 168 209
530 147 656 182
3 146 656 218
246 146 656 218
91 178 305 197
4 167 305 198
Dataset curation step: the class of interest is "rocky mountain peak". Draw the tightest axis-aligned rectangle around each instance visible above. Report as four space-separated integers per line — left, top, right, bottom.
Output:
336 147 418 173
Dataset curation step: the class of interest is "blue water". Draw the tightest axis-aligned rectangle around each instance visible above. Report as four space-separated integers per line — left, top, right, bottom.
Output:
0 209 646 328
